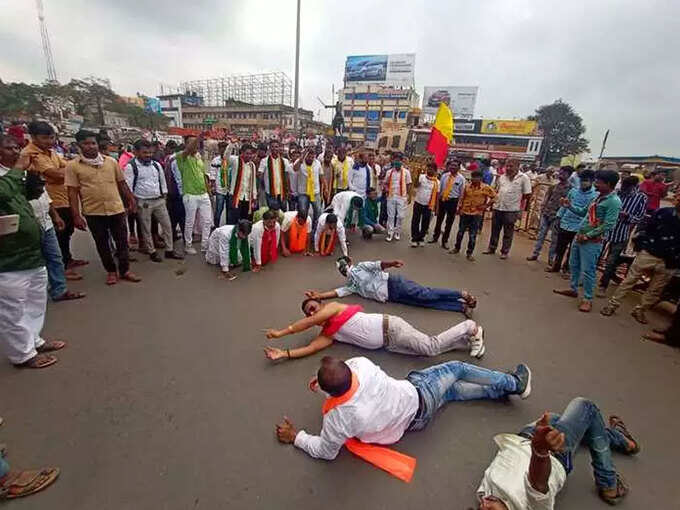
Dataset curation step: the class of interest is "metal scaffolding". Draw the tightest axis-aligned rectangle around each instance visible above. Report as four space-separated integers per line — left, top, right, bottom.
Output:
180 72 293 107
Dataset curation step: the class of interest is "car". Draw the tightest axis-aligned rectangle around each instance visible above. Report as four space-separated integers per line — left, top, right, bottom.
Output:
427 89 451 108
361 62 385 79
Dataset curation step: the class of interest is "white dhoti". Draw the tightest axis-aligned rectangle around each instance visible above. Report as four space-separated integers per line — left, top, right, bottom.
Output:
206 225 238 271
0 267 48 364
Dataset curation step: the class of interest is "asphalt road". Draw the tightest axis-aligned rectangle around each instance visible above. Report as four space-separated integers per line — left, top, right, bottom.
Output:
2 220 678 509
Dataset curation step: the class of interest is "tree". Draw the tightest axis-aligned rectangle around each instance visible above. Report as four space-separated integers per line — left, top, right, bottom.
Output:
0 80 46 118
529 99 589 166
65 76 118 125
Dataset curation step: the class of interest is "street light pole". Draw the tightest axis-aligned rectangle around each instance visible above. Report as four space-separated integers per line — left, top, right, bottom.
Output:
293 0 301 137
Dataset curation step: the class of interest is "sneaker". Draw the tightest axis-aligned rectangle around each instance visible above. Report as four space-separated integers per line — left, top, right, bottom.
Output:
410 241 418 247
466 254 475 261
469 326 485 359
417 241 425 247
499 253 508 260
185 246 198 255
449 247 460 254
482 249 495 255
427 238 438 244
553 288 578 298
512 364 532 399
165 251 184 260
630 306 648 324
150 252 163 263
385 234 393 242
394 232 401 241
441 243 449 250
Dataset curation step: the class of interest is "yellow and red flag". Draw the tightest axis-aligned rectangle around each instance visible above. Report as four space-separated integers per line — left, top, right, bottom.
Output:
426 102 454 168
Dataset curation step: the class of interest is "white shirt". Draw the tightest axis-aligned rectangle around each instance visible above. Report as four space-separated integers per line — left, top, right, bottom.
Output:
348 164 374 198
494 173 532 211
314 212 348 256
477 434 566 510
30 191 54 231
281 210 311 233
248 220 281 265
414 174 439 206
124 158 167 199
210 155 229 194
258 155 291 196
294 357 419 460
332 312 385 349
329 190 360 225
296 159 322 196
387 167 412 197
332 156 354 189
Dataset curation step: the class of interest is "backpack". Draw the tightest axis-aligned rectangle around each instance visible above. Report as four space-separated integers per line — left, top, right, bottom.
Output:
131 159 164 197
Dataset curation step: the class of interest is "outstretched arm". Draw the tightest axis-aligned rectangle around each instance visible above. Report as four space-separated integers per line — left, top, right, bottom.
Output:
305 289 340 300
380 259 404 270
265 303 340 339
264 335 334 361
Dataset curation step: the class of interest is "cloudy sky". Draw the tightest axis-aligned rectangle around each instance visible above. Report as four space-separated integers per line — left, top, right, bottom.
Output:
1 0 678 156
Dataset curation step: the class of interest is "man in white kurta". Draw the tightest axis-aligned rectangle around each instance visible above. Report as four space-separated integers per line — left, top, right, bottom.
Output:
248 211 281 269
314 212 348 257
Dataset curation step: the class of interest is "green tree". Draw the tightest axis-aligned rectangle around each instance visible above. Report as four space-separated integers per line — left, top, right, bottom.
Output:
65 76 118 125
529 99 589 165
0 80 45 117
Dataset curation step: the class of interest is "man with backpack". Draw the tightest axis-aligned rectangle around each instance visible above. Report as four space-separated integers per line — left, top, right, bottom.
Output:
124 139 182 262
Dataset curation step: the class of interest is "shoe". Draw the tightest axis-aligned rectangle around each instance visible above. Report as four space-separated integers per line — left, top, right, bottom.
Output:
630 306 648 324
150 252 163 263
417 241 425 247
467 254 475 261
394 233 401 241
410 241 418 247
165 251 184 260
449 247 460 254
441 243 449 250
427 238 438 244
526 255 538 261
560 272 570 280
595 287 607 298
482 250 495 255
385 234 393 242
545 266 558 273
185 246 198 255
578 300 592 313
499 253 508 260
469 326 485 359
511 364 532 399
553 288 578 298
600 304 617 317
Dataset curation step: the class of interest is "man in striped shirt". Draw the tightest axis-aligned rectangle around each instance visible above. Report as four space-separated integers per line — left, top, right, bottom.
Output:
596 177 647 297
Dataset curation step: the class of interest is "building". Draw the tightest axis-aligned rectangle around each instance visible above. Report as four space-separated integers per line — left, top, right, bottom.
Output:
102 110 129 128
181 72 292 107
158 93 202 128
180 101 326 136
340 84 420 147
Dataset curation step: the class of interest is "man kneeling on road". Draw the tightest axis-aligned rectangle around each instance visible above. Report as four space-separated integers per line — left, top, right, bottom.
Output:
306 257 477 316
205 219 252 280
275 356 531 461
264 298 485 361
476 397 639 509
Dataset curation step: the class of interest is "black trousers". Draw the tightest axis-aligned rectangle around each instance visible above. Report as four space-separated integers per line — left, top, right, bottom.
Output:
85 213 130 275
127 212 141 238
411 202 432 242
54 206 74 266
379 195 388 227
551 227 577 271
166 196 185 240
228 200 252 225
488 210 520 254
667 305 680 347
455 214 483 255
431 198 459 244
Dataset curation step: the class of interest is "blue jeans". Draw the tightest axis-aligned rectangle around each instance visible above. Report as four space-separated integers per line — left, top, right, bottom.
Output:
0 451 9 478
569 240 603 300
406 361 518 431
297 194 321 236
387 274 464 312
41 227 67 299
532 214 558 261
214 193 229 227
519 397 628 489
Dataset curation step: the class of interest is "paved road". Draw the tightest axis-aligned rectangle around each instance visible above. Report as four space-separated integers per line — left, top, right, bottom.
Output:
2 221 678 509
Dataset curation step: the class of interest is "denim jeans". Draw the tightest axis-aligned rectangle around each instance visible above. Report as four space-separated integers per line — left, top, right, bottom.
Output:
214 192 229 227
0 450 9 478
297 194 321 236
532 214 558 262
406 361 518 431
41 227 67 299
569 240 603 300
518 397 628 489
387 274 464 312
455 214 483 255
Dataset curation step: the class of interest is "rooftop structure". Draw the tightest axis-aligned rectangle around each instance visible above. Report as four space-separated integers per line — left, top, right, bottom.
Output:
180 72 293 108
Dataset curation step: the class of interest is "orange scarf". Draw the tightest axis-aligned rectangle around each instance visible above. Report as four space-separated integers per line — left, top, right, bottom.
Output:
319 230 337 256
231 158 256 209
289 218 308 253
267 156 288 198
322 373 416 482
441 173 456 200
426 176 439 211
388 169 406 198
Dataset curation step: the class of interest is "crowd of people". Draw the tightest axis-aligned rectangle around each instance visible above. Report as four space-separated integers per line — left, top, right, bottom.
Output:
0 119 678 507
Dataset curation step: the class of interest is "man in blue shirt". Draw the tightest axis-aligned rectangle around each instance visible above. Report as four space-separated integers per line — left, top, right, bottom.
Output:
429 158 466 249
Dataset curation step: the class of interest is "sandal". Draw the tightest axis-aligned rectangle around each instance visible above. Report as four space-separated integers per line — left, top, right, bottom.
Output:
68 259 89 268
461 291 477 309
52 290 86 302
0 467 60 499
64 270 83 281
36 340 67 353
120 272 142 283
600 305 616 316
598 473 629 505
106 273 118 286
609 416 640 454
14 354 57 369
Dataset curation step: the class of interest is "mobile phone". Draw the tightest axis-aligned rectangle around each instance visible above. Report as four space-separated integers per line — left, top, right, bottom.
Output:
0 214 20 236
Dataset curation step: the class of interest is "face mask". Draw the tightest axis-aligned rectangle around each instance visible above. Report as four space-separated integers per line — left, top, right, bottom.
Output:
393 161 402 168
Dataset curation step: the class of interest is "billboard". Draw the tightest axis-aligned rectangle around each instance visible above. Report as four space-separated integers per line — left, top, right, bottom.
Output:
344 54 415 86
481 119 538 136
144 97 161 114
423 86 478 118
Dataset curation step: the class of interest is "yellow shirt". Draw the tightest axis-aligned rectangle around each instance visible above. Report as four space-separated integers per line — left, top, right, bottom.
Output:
64 156 126 216
18 142 68 207
459 183 496 215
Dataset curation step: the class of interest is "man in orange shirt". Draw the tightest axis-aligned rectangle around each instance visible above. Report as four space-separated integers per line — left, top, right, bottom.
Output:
18 121 87 280
452 170 496 261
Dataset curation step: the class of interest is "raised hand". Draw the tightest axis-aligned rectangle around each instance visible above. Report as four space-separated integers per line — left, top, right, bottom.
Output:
531 412 566 454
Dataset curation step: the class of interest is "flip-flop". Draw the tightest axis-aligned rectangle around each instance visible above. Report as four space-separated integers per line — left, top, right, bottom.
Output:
609 416 640 454
106 273 118 285
68 259 89 267
0 468 60 499
120 272 142 283
14 354 57 369
52 290 86 302
64 271 83 281
36 340 67 353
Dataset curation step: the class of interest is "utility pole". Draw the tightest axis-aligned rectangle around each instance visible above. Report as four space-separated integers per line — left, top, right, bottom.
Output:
598 129 610 159
36 0 57 82
293 0 301 136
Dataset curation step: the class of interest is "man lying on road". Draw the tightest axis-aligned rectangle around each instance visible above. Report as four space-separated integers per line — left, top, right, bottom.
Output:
275 356 531 460
306 257 477 316
476 397 639 509
264 298 485 361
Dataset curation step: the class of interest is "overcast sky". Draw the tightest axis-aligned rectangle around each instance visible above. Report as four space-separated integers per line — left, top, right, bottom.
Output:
1 0 678 156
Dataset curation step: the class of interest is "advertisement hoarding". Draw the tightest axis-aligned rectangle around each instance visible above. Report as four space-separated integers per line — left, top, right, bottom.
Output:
422 86 478 118
345 54 415 86
481 119 537 136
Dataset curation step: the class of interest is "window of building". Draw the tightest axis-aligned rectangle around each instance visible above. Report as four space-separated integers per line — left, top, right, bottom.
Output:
351 110 366 118
398 111 407 119
378 137 388 148
382 111 393 118
391 136 401 148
